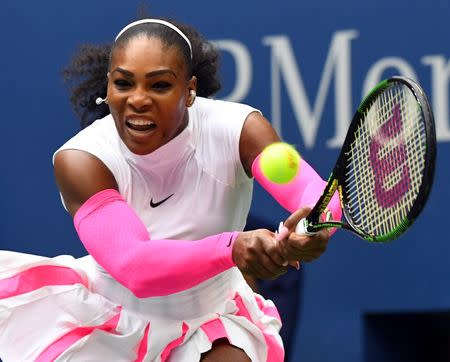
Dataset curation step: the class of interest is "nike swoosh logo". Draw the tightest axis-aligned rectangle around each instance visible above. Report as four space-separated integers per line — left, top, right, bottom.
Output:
150 193 174 208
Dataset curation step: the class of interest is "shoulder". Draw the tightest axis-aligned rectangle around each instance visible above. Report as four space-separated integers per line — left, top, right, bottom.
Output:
189 98 261 184
52 115 125 215
189 97 261 138
55 115 117 153
53 114 126 176
192 97 260 121
53 148 118 216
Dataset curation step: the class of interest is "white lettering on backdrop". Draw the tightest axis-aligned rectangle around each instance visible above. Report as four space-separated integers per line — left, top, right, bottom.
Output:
213 31 450 148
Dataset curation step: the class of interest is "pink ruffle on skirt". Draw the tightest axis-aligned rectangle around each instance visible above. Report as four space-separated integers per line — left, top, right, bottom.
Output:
0 251 284 361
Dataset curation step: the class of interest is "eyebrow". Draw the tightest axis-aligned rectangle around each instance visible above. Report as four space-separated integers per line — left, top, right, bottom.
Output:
111 67 177 78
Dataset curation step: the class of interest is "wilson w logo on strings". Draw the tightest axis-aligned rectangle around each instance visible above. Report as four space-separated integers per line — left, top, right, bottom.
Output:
369 103 411 208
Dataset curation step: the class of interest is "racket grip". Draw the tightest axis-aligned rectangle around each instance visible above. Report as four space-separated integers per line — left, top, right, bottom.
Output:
295 218 317 236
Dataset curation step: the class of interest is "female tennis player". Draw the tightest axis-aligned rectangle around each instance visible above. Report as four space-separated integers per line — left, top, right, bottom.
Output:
0 17 341 361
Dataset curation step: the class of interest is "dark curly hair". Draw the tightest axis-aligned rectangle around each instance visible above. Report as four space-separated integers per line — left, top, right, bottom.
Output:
62 17 222 129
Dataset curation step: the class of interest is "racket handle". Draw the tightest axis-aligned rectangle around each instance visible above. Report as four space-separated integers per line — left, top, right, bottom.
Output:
295 218 317 236
296 209 333 235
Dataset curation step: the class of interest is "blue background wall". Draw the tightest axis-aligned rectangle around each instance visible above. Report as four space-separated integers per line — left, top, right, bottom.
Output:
1 1 449 361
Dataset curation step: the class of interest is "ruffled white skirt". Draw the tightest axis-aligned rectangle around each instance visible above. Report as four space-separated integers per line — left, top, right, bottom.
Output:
0 251 284 361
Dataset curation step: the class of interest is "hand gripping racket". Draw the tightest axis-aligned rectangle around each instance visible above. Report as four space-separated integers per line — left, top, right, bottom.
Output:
294 76 436 242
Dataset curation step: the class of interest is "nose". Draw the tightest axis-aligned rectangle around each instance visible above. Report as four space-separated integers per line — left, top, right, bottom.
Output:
127 88 151 110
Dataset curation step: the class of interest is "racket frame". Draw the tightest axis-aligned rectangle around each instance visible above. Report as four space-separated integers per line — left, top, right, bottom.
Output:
303 76 436 242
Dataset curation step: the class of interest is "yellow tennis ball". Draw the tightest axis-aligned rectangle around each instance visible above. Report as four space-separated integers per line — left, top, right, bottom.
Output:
260 142 301 183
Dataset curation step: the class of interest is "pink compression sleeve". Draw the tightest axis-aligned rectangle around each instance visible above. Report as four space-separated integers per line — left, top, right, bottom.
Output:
74 189 238 298
252 153 342 224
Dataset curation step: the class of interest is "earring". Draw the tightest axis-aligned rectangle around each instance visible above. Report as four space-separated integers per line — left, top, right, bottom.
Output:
187 90 196 107
95 97 108 105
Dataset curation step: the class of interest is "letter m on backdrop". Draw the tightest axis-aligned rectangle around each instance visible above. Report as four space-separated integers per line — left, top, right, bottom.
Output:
263 30 358 149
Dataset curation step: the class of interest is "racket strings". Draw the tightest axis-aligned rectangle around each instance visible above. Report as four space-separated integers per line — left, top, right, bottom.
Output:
353 88 425 235
345 84 427 238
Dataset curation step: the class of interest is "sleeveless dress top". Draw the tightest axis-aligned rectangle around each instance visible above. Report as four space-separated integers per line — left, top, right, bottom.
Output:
0 97 284 362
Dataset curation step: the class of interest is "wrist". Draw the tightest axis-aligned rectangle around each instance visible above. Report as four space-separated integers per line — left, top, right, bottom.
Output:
231 231 248 268
220 231 239 268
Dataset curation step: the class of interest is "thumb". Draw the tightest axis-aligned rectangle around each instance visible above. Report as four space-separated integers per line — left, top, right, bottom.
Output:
283 207 311 232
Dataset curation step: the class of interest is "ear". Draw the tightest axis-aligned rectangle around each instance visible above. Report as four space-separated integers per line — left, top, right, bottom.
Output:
106 72 111 99
186 76 197 107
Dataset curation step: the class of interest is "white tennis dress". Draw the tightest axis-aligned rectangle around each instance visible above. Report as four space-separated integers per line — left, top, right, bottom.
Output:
0 97 284 361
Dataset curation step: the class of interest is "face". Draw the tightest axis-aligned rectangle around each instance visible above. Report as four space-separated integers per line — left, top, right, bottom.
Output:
107 36 196 155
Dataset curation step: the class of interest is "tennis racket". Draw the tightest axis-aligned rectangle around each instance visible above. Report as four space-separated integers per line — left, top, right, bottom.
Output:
293 76 436 242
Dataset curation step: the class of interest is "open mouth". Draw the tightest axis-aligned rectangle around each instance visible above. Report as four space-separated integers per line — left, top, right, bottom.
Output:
126 119 157 132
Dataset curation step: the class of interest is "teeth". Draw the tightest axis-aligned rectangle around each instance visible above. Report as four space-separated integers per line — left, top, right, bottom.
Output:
128 119 154 126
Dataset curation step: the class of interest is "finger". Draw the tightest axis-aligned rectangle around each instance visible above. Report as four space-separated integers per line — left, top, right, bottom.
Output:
269 247 289 267
262 252 288 276
275 222 289 242
243 264 265 280
283 207 312 232
264 236 289 267
287 238 327 257
274 233 301 267
239 237 287 279
253 253 288 279
260 241 290 273
275 228 303 270
289 226 329 249
280 237 327 262
310 230 330 248
296 241 328 260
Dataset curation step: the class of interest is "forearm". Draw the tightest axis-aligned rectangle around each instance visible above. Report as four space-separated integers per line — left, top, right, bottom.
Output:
252 153 342 220
74 189 238 297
